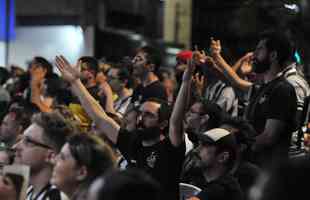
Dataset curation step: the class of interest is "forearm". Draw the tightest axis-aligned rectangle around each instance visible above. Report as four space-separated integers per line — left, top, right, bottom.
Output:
169 78 191 145
213 53 252 91
232 58 243 72
71 80 119 143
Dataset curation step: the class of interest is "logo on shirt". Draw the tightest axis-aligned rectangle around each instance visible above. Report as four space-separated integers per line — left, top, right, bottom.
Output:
146 152 157 168
259 95 267 104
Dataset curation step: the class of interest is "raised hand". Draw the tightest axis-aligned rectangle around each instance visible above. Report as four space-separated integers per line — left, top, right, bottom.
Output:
193 73 205 96
55 56 81 83
240 52 254 75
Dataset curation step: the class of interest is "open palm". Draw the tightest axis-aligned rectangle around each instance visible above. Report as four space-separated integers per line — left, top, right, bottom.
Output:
55 55 81 83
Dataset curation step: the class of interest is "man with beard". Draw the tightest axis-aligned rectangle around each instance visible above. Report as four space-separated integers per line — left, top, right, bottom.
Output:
211 31 297 168
130 46 167 106
55 55 194 200
188 128 243 200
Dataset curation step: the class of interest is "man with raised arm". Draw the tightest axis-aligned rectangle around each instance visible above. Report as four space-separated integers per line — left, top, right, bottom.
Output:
55 55 195 200
210 32 298 168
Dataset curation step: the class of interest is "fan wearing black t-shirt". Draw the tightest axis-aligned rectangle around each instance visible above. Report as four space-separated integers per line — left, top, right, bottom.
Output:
55 55 196 200
130 46 167 107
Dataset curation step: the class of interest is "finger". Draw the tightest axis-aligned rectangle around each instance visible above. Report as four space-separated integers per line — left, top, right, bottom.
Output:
76 60 82 71
194 45 198 51
60 55 71 67
56 56 66 69
201 50 206 56
55 59 64 72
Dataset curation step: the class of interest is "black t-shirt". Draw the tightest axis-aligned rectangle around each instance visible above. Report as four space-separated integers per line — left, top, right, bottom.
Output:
234 161 261 199
131 81 167 105
116 129 186 200
245 76 297 166
195 174 243 200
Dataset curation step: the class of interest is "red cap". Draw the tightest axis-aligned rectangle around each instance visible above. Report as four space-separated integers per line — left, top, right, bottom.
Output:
176 50 193 63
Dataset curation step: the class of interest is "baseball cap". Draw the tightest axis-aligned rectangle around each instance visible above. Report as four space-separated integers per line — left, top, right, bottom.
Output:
176 50 193 63
197 128 237 149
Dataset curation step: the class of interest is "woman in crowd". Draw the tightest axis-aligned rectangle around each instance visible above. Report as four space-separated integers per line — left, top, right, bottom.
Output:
51 133 117 200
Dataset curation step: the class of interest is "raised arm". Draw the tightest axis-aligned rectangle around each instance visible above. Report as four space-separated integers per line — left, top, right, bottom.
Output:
210 39 252 92
30 67 53 113
55 56 120 144
169 59 195 147
232 52 253 72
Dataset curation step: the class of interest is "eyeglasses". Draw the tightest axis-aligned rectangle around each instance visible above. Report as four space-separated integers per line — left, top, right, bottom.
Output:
21 136 52 149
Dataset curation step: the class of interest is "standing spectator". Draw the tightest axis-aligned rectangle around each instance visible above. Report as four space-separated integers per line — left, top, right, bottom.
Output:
211 31 298 168
130 46 167 106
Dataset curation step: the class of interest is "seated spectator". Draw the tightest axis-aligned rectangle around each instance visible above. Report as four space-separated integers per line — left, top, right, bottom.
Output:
88 169 160 200
190 128 243 200
51 133 116 200
181 101 227 183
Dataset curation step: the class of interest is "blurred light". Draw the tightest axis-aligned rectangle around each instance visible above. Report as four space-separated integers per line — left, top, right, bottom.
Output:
63 26 84 54
166 47 181 55
284 3 300 13
130 34 142 41
294 51 301 64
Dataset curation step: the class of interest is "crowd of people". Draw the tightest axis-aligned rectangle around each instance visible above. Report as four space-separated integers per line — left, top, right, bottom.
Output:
0 30 310 200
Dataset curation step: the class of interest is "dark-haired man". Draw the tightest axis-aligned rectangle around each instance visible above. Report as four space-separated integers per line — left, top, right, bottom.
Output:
130 46 167 107
55 55 196 200
211 31 298 168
